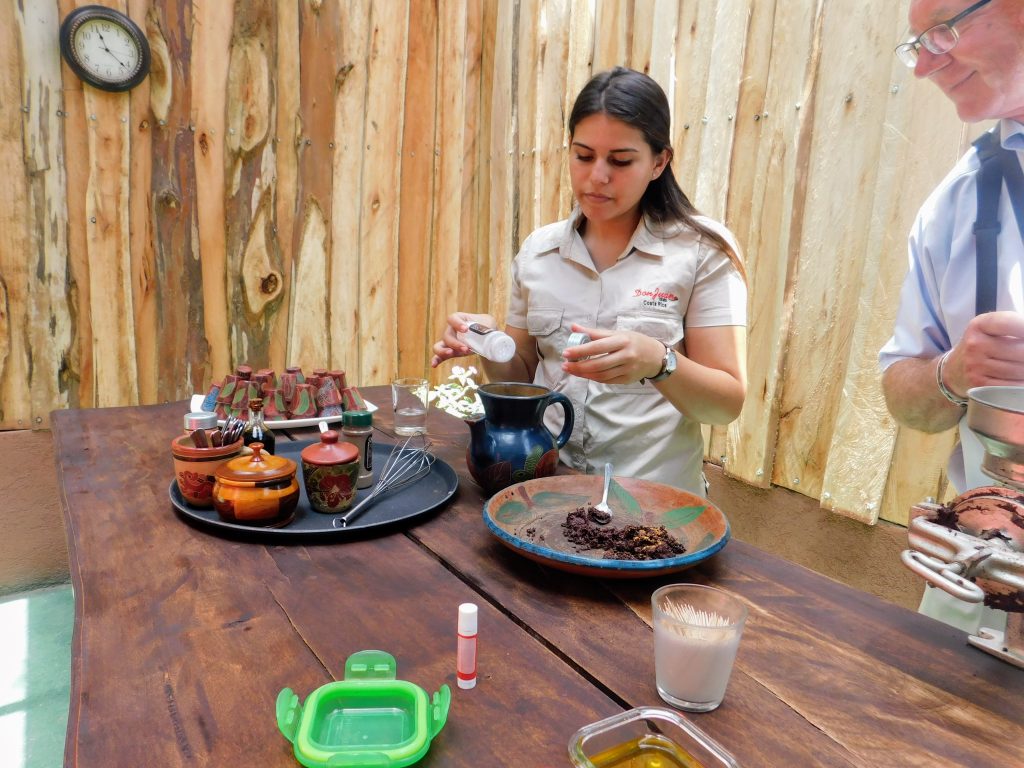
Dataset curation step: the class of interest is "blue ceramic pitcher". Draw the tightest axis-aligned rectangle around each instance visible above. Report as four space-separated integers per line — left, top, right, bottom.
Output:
466 382 574 495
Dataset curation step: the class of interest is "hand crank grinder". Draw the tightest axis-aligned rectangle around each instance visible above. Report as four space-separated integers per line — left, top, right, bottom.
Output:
902 386 1024 668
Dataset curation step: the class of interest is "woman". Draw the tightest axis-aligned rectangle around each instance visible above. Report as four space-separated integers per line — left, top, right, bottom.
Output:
431 67 747 496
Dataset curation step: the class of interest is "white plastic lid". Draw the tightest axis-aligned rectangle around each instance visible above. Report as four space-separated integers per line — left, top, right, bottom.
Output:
458 603 478 635
184 412 218 430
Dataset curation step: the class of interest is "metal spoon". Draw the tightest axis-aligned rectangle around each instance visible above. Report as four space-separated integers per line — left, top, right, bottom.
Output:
590 462 613 525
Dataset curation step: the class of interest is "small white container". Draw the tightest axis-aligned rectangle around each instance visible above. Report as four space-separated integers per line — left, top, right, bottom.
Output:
458 323 516 363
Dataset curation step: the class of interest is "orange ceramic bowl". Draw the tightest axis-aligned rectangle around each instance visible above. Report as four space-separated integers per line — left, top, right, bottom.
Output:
170 432 245 508
212 443 300 527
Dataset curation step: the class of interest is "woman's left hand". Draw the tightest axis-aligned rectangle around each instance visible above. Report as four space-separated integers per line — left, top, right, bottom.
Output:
561 322 747 424
560 323 667 384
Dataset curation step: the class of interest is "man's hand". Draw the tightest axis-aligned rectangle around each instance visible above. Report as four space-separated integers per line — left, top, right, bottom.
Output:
943 311 1024 398
883 311 1024 434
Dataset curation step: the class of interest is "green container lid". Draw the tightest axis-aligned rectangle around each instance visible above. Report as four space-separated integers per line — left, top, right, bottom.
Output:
277 650 450 768
343 409 373 427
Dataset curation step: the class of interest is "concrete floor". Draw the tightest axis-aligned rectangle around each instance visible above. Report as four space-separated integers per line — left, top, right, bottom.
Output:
0 584 73 768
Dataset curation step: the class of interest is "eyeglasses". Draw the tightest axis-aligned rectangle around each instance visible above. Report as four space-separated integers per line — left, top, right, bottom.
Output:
894 0 993 67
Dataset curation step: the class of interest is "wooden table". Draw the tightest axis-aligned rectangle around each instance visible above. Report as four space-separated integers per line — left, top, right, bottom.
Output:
53 388 1023 767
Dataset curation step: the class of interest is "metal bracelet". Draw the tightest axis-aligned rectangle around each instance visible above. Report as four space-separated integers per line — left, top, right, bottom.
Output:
935 350 968 408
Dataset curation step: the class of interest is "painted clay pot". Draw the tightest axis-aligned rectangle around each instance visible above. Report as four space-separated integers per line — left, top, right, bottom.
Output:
171 431 244 508
212 443 300 527
300 430 360 514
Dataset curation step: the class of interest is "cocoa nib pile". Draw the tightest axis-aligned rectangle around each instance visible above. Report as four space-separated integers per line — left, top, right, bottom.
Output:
560 507 686 561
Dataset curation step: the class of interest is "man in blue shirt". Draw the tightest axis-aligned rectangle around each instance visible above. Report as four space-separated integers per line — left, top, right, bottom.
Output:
879 0 1024 630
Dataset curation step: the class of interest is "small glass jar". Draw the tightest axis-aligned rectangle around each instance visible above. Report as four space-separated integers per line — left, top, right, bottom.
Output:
568 707 739 767
342 410 374 489
183 411 218 435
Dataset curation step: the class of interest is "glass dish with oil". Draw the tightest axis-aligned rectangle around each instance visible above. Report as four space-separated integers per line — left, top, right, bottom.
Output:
568 707 739 768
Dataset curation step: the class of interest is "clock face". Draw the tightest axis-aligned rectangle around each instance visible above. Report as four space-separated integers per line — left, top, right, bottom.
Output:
72 18 143 84
59 7 151 92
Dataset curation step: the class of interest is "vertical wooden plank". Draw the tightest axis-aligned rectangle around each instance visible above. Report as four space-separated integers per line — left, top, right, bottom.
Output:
485 0 516 350
292 0 349 372
535 0 571 226
146 0 209 398
691 0 751 219
515 0 539 236
191 0 234 379
398 0 438 378
355 2 410 382
461 1 485 341
771 0 904 498
270 0 300 374
57 0 92 409
822 6 966 523
0 0 32 427
472 0 499 366
672 0 716 195
592 0 631 71
12 0 73 427
630 0 677 88
426 0 469 382
223 1 281 367
77 0 138 407
126 0 156 404
82 84 137 407
326 0 369 379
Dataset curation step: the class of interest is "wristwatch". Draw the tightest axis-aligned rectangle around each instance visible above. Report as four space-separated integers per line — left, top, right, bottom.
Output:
642 341 677 384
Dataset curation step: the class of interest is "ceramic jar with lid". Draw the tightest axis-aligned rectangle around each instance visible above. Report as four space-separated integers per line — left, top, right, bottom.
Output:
171 433 244 508
212 443 300 527
300 430 360 514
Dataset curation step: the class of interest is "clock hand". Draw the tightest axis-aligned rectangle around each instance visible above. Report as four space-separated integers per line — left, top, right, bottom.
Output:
94 29 129 69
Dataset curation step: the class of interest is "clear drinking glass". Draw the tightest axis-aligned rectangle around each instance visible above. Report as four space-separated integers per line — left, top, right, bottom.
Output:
651 583 748 712
391 377 429 436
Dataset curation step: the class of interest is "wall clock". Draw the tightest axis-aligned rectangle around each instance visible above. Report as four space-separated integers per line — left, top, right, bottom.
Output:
59 5 151 93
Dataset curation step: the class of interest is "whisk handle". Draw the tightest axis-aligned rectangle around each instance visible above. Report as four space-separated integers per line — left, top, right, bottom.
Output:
335 495 374 528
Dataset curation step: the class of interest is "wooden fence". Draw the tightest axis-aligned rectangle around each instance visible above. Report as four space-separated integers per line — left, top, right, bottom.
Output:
0 0 979 525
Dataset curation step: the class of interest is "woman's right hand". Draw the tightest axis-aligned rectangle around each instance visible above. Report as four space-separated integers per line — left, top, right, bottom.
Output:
430 312 500 368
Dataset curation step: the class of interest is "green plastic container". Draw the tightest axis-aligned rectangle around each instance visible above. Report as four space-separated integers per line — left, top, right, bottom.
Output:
277 650 451 768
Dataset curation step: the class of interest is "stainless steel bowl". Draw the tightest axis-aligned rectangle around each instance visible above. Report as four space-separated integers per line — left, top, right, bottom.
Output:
967 386 1024 486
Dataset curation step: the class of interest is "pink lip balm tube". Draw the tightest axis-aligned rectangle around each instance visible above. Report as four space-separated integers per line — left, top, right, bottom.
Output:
457 603 478 690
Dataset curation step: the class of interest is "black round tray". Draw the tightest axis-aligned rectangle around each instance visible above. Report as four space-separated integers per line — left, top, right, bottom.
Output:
169 439 459 541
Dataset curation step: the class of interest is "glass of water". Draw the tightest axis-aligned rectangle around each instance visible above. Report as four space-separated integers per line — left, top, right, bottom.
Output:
391 377 429 436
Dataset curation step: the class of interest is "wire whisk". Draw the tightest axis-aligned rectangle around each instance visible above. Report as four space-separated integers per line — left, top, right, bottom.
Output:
333 435 436 528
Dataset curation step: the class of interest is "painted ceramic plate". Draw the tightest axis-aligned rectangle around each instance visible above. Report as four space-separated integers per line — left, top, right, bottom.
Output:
483 474 730 578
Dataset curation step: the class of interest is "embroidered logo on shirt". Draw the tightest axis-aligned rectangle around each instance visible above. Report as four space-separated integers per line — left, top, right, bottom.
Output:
633 287 678 309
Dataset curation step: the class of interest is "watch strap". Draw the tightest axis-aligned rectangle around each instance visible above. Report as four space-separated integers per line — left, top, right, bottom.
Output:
642 341 676 384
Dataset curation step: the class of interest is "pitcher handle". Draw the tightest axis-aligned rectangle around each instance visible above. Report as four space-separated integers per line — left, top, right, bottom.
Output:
544 392 575 449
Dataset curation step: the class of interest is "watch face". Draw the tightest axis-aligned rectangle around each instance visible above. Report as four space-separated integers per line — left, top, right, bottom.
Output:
73 18 143 84
60 7 151 92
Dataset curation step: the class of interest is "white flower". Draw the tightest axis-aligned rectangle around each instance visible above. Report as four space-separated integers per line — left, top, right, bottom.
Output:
429 367 484 418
